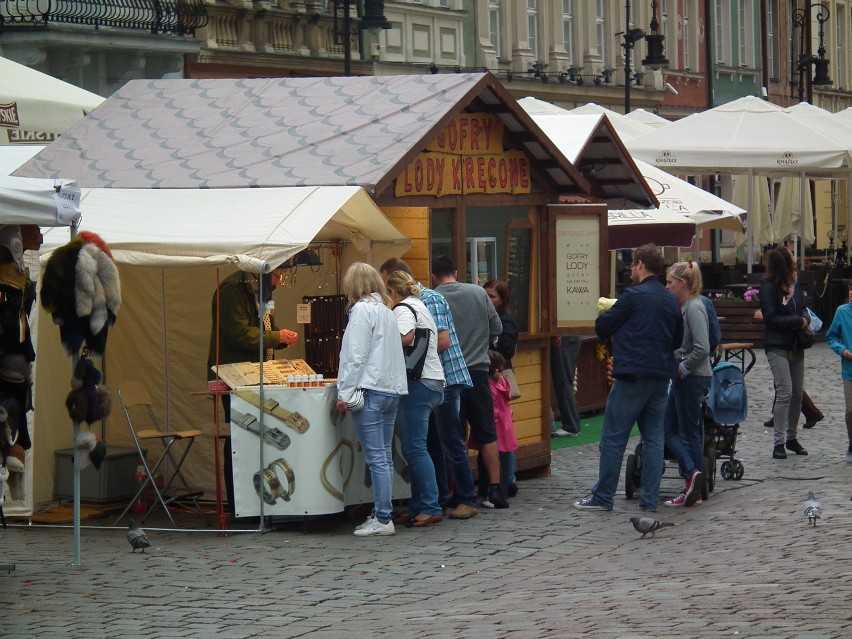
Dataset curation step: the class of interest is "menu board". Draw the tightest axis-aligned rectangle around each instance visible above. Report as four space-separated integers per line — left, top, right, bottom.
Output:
506 224 532 332
555 216 600 327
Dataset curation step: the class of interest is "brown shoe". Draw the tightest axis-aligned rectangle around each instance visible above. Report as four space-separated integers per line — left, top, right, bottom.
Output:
410 514 443 527
447 504 478 519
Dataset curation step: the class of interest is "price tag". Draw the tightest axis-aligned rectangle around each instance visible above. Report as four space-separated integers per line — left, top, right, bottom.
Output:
296 303 311 324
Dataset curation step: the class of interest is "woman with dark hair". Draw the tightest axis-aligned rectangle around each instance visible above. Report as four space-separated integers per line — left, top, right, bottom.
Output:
483 279 519 499
760 247 810 460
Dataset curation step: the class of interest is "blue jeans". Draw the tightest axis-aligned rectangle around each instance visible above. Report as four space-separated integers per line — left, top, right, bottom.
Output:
432 384 478 507
592 376 669 510
352 391 401 524
664 374 711 480
396 380 443 516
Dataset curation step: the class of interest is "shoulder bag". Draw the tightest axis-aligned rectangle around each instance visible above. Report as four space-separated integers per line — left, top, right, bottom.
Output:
394 302 431 380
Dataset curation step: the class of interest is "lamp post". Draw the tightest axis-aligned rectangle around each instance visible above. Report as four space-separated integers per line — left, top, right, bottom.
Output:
793 2 832 103
333 0 391 76
618 0 669 113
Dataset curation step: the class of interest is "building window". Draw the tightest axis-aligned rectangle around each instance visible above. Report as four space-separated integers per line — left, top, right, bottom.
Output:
714 0 730 64
489 0 501 58
767 0 777 79
738 1 748 66
562 0 574 63
528 0 539 61
595 0 607 65
683 1 690 70
837 5 846 89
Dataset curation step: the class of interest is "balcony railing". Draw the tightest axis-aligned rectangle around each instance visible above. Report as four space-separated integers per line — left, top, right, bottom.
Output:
0 0 208 36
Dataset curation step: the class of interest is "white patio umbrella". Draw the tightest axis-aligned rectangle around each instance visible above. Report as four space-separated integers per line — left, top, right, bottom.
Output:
628 96 852 270
516 96 571 115
0 57 104 146
624 109 670 128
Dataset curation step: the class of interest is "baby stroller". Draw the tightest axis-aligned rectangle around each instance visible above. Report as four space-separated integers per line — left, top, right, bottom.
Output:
624 364 744 501
703 362 748 483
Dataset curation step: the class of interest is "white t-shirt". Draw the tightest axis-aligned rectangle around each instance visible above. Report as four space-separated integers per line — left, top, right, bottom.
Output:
392 295 445 384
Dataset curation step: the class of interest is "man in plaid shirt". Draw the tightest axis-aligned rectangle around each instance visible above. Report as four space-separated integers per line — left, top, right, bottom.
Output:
380 258 478 520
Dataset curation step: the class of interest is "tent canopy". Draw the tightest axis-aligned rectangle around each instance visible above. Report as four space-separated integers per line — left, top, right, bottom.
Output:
40 186 409 271
0 56 104 146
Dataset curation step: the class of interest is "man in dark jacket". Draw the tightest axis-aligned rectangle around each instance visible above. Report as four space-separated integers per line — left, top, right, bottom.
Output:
574 244 683 512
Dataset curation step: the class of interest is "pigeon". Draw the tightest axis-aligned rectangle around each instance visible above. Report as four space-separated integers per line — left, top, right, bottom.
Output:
803 491 822 526
127 519 151 553
629 516 675 538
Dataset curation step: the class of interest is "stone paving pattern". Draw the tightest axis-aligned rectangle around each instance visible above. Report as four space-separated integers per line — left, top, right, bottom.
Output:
2 343 851 638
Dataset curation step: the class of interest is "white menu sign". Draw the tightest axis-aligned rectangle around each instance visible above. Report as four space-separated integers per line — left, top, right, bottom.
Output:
555 216 600 326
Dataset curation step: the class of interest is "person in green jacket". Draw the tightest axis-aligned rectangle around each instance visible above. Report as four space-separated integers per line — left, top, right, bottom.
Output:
207 268 298 518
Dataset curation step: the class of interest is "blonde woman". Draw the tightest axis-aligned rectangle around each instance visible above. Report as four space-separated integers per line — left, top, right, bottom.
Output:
336 262 408 536
663 261 712 508
385 270 445 527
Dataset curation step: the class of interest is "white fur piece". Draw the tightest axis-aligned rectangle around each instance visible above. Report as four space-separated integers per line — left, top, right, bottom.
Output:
74 430 97 470
95 247 121 316
4 456 23 473
74 243 98 318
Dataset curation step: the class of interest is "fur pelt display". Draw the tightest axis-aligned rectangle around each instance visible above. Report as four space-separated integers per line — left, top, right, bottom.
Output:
74 430 107 470
40 232 121 355
65 357 112 425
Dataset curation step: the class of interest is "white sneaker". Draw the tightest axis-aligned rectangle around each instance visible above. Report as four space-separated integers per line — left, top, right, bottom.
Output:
551 428 579 438
353 519 395 536
355 516 376 531
479 497 495 509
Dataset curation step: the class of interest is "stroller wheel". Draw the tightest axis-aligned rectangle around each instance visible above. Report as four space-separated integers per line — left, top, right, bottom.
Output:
733 460 745 480
625 454 638 499
720 460 733 480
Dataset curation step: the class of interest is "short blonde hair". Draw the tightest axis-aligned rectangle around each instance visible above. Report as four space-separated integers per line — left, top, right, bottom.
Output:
385 270 421 299
341 262 391 308
667 261 703 299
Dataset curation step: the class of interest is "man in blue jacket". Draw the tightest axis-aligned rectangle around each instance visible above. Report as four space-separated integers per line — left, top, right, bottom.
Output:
574 244 683 512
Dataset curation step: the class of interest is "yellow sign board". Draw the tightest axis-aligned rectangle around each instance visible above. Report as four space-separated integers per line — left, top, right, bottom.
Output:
396 113 532 197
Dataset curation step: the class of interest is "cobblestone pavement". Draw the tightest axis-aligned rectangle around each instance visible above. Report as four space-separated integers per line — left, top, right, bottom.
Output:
2 343 851 638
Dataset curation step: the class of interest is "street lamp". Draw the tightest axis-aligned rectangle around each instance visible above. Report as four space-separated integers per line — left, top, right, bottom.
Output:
792 2 832 103
333 0 391 77
618 0 669 113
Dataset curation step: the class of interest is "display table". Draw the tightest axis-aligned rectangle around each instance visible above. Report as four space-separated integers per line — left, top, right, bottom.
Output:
230 385 410 518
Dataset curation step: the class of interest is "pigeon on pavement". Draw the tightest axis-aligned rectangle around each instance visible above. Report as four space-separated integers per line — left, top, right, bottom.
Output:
629 516 675 538
127 519 151 552
803 491 822 527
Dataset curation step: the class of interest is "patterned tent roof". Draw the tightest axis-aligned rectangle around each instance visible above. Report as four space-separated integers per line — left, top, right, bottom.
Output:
15 73 589 196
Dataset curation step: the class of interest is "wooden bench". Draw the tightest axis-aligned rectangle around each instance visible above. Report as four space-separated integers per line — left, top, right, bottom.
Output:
711 301 762 375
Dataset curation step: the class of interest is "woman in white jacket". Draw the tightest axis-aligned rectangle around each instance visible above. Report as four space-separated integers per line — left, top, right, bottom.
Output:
336 262 408 536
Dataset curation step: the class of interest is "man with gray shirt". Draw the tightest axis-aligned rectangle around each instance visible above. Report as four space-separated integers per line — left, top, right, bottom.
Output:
432 255 508 509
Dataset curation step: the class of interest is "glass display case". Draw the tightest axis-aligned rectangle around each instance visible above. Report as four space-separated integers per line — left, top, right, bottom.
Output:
431 236 498 284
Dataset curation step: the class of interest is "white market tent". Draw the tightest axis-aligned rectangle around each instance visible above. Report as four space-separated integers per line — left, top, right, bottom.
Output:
627 96 852 269
623 108 670 128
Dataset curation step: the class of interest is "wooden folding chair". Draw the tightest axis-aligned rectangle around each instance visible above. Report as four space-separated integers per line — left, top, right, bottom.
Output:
113 380 210 527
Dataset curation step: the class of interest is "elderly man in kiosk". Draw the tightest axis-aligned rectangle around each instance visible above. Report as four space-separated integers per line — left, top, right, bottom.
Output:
574 244 683 513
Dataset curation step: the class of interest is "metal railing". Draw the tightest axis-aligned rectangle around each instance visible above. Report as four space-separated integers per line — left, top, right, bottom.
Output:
0 0 208 36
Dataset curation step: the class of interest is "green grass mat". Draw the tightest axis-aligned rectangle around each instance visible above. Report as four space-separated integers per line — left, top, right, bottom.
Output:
550 412 639 449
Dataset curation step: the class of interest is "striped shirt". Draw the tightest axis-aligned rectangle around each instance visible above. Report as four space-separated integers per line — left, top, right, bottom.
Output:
418 284 472 389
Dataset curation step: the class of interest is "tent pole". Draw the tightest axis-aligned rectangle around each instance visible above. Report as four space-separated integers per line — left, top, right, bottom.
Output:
800 171 807 269
747 170 755 274
256 265 268 534
847 173 852 265
69 222 81 566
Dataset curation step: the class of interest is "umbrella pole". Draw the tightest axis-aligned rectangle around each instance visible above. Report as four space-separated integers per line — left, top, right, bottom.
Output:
800 172 807 269
69 223 81 566
847 173 852 265
747 170 755 274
